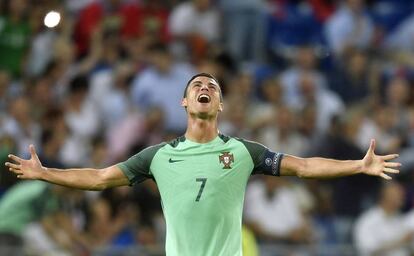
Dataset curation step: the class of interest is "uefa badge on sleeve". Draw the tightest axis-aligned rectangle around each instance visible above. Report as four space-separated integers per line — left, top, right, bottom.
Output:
219 152 234 169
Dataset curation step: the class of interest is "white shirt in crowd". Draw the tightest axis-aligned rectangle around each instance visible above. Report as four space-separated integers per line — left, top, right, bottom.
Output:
244 180 305 237
354 207 413 256
169 2 220 42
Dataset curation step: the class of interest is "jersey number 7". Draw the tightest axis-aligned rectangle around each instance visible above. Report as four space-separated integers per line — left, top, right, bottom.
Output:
195 178 207 202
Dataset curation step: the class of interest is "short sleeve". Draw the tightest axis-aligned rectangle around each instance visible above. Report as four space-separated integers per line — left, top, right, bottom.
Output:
117 143 166 186
238 139 284 176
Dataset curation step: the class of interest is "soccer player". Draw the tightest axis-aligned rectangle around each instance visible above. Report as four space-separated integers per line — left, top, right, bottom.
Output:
5 73 401 256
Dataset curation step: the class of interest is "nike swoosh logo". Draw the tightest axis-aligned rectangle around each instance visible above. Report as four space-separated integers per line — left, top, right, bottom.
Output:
169 158 184 163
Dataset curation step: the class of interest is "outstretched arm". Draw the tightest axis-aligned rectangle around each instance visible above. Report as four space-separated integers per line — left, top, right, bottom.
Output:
5 145 129 190
280 139 401 179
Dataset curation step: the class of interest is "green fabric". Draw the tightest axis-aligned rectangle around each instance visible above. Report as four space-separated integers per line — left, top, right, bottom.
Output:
0 16 31 77
0 181 59 235
118 142 166 185
118 135 269 256
236 138 268 173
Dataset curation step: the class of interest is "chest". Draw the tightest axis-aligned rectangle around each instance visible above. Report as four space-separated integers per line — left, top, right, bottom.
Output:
150 144 254 202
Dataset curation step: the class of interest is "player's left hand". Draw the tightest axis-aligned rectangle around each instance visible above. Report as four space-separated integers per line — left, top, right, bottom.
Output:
361 139 401 180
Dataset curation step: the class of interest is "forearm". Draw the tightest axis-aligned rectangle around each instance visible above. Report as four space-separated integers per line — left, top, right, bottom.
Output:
40 167 107 190
281 155 363 178
300 158 363 178
7 145 129 188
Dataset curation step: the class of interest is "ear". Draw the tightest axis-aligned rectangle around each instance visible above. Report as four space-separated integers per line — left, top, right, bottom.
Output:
218 102 223 112
181 98 188 108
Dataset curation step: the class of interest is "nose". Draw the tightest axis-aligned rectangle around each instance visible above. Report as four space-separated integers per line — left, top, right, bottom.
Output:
200 84 209 91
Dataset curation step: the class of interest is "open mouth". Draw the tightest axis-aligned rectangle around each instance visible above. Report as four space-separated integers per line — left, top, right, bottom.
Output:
197 94 211 103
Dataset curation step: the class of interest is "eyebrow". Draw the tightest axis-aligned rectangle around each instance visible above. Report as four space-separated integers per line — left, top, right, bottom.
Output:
191 81 219 87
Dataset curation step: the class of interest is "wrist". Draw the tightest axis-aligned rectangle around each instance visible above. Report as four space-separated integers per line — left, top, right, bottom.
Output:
39 166 48 180
356 160 364 174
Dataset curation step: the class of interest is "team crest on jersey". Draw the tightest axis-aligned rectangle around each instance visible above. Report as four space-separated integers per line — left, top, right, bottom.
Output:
219 152 234 169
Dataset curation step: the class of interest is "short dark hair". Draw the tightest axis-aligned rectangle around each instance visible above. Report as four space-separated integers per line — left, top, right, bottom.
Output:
183 73 222 102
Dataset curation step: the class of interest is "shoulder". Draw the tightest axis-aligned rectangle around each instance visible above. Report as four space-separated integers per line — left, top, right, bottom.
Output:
234 137 268 153
124 142 168 164
141 141 168 156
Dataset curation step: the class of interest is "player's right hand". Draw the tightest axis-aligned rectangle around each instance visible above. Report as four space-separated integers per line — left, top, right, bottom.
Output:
5 144 45 179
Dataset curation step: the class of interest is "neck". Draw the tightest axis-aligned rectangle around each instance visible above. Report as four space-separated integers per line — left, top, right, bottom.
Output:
185 115 219 143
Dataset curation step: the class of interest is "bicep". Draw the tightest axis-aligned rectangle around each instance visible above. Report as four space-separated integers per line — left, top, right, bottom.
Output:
280 155 306 177
100 165 130 188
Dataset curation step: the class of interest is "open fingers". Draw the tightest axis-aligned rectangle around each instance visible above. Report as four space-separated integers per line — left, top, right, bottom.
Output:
385 162 401 168
379 173 392 180
384 168 400 174
382 154 399 161
8 167 22 175
29 144 40 161
8 154 23 164
368 139 376 153
5 162 20 169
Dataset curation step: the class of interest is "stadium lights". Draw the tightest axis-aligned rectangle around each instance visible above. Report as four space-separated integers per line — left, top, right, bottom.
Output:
44 11 61 28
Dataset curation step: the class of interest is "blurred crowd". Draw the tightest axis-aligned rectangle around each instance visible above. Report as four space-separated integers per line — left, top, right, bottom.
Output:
1 0 414 255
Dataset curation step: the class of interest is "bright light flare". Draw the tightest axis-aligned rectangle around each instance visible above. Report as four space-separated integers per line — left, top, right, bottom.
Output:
44 11 61 28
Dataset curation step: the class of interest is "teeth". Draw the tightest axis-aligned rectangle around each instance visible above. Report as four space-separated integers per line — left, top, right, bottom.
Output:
198 94 210 103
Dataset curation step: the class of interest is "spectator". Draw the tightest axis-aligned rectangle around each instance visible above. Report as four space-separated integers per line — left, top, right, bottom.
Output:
38 128 66 169
169 0 221 60
90 62 134 131
60 75 100 166
297 71 345 133
279 45 328 109
219 0 266 62
356 106 402 154
219 72 258 139
249 76 285 131
0 0 30 77
131 42 195 133
0 181 87 255
74 0 169 57
29 76 55 121
25 4 58 78
325 0 374 56
385 12 414 53
244 176 314 244
385 76 411 113
329 48 374 105
84 188 139 250
257 105 307 156
2 96 41 156
73 0 138 56
311 112 380 218
354 181 414 256
218 95 252 139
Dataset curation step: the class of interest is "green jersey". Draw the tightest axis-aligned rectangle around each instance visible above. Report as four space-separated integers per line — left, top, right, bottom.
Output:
0 181 60 235
0 16 30 77
118 134 283 256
